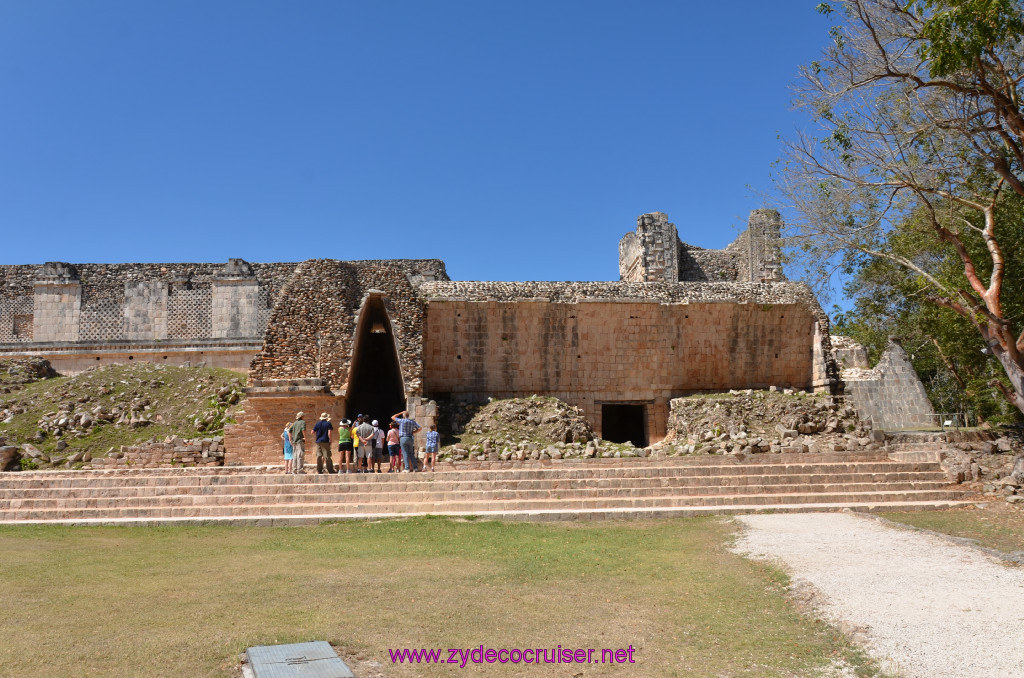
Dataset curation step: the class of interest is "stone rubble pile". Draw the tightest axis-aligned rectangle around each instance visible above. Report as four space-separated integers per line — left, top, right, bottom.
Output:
0 361 243 470
0 358 57 393
664 389 878 455
930 430 1024 502
438 396 596 462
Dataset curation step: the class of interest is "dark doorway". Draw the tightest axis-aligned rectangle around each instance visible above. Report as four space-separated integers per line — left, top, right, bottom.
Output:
601 404 647 447
345 295 406 422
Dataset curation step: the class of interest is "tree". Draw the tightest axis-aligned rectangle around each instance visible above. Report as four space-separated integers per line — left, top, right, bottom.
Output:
833 193 1024 424
776 0 1024 415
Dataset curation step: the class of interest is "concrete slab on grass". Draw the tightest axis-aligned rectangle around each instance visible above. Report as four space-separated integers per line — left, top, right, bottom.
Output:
247 641 354 678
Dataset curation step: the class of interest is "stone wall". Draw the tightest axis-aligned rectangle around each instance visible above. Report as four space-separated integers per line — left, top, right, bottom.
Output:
87 436 226 469
842 337 937 430
225 389 344 466
733 209 785 282
831 335 870 369
231 258 448 464
678 245 742 282
420 280 833 442
618 212 679 282
124 281 169 340
224 389 436 465
0 260 297 346
0 260 297 372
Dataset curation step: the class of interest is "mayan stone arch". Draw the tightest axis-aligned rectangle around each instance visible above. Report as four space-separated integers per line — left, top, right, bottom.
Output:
344 291 406 422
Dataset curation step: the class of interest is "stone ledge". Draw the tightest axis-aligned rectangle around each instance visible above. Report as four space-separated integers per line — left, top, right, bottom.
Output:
419 280 817 305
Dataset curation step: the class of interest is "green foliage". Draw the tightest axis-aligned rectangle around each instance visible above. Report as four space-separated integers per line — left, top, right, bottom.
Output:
781 0 1024 415
833 194 1024 424
918 0 1024 77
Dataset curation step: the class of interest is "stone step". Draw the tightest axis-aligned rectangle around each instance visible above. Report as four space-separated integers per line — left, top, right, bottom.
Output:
0 460 941 489
888 450 945 463
27 450 896 476
0 471 950 501
0 450 970 525
0 489 967 522
2 480 956 510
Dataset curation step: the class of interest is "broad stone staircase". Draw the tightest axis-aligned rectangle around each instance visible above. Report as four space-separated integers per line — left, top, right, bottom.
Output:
0 450 971 525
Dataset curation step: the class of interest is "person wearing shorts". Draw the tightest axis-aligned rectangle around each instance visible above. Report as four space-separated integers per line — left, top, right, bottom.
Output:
356 416 375 473
336 419 354 473
424 424 439 472
386 422 401 472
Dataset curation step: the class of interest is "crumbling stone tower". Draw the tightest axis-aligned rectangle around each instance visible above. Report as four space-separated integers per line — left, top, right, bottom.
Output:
618 212 679 282
618 208 785 283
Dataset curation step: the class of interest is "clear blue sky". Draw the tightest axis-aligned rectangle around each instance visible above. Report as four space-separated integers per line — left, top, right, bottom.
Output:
0 1 830 282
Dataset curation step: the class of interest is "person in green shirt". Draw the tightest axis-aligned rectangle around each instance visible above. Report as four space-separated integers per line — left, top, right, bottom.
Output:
336 418 354 474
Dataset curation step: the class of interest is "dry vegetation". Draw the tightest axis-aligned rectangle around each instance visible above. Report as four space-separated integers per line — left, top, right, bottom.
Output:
880 505 1024 558
0 517 884 677
0 359 245 467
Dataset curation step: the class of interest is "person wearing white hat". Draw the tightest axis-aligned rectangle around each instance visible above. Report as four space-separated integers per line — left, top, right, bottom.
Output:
370 419 385 473
336 419 354 473
313 412 335 474
355 417 375 473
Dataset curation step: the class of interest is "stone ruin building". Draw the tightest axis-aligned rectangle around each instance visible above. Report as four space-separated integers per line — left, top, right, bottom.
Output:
0 208 934 463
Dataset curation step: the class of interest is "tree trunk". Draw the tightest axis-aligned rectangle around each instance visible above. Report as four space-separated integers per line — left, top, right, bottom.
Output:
991 346 1024 417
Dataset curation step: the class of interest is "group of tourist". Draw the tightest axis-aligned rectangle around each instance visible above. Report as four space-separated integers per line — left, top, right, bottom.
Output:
280 410 439 474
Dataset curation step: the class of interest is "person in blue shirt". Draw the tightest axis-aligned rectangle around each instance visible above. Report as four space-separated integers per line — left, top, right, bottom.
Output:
312 413 335 474
424 424 439 472
391 409 422 472
281 424 293 473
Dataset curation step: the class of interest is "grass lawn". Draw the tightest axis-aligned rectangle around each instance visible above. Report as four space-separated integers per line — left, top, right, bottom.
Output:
0 516 876 677
880 505 1024 556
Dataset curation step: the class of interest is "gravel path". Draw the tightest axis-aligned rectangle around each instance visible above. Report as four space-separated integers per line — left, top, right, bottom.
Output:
731 512 1024 678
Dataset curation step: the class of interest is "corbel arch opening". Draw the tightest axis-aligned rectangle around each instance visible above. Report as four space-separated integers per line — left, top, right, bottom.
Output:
345 293 406 422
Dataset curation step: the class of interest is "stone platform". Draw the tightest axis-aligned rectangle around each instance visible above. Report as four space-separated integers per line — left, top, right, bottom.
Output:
0 450 970 525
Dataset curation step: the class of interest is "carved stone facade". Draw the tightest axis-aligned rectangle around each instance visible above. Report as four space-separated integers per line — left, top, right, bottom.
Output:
0 260 296 373
619 209 784 283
